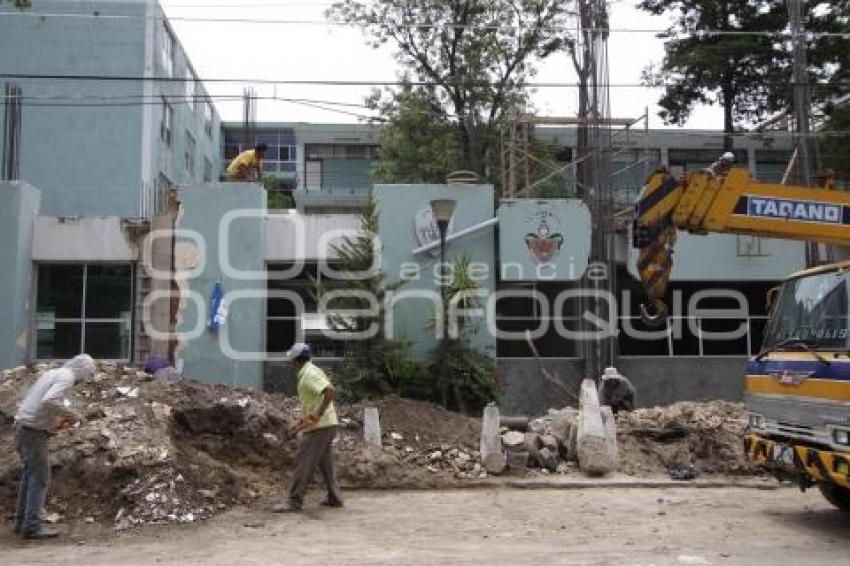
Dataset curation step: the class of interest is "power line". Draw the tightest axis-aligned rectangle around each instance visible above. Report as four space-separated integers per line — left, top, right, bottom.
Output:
1 10 848 39
18 92 370 108
14 93 850 139
3 72 847 90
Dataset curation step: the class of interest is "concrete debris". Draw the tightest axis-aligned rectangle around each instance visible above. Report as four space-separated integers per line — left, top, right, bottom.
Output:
500 430 526 450
363 407 381 448
0 362 757 533
0 364 483 532
577 379 616 476
496 397 751 479
480 404 506 475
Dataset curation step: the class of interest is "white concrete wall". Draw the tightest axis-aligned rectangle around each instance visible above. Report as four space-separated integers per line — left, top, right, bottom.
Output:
33 216 138 261
264 211 360 261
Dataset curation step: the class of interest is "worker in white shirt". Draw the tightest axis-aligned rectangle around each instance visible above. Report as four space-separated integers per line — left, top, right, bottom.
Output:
706 151 736 178
13 354 95 539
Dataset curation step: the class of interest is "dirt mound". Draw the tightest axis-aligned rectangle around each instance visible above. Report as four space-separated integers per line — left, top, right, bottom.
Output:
616 401 757 477
345 396 480 446
0 363 475 531
0 362 760 532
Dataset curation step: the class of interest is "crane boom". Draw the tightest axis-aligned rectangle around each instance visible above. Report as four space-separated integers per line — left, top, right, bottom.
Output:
633 167 844 323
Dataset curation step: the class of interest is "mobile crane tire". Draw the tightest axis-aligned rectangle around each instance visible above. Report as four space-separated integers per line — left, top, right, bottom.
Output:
819 483 850 513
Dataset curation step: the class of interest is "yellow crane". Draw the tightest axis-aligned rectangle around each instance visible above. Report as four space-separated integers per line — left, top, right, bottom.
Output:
633 166 850 512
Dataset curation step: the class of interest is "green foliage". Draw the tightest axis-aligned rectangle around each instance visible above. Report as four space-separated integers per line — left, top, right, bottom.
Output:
322 192 412 398
328 0 571 178
369 85 463 184
262 175 296 210
638 0 849 147
429 339 499 415
639 0 787 144
11 0 31 9
427 254 498 414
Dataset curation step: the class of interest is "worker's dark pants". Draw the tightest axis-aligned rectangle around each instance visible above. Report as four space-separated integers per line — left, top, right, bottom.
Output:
288 425 342 508
14 425 50 534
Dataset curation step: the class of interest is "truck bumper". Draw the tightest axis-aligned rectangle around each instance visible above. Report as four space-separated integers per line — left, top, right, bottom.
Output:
744 434 850 489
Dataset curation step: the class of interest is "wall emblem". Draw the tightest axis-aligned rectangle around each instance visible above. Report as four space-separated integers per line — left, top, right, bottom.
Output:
525 218 564 264
414 207 454 255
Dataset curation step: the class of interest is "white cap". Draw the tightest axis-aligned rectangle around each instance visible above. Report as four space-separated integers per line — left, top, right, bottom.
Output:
602 367 620 379
64 354 96 380
285 342 311 360
721 151 735 161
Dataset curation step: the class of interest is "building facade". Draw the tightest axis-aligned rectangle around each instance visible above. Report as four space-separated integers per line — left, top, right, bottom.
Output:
0 0 822 411
0 0 221 366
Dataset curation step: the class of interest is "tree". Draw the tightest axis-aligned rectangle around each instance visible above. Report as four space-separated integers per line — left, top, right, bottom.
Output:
369 85 463 183
639 0 788 150
639 1 850 150
11 0 31 8
328 0 571 178
427 254 498 413
262 175 296 209
321 192 413 398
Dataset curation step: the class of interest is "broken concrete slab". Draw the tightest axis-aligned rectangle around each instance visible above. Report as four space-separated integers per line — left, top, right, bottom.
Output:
576 378 615 476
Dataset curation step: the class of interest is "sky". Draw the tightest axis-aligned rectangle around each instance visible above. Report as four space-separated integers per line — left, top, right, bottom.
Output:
160 0 726 129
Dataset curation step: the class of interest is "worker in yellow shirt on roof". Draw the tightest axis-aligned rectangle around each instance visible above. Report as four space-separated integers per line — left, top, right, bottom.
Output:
226 143 268 181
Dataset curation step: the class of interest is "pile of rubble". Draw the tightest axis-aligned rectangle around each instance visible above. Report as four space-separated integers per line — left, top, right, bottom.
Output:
0 364 471 531
486 397 753 479
615 400 755 477
0 362 757 531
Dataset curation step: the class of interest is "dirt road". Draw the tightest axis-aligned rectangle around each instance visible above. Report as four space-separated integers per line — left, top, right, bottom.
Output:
2 486 848 565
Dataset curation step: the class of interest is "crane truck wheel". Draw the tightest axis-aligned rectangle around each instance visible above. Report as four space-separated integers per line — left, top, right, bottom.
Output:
818 483 850 513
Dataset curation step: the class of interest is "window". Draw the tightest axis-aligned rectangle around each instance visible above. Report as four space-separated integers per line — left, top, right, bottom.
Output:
204 101 214 137
203 156 213 182
267 263 345 358
35 264 133 360
186 70 196 110
185 130 196 175
160 98 173 146
305 144 378 160
161 22 174 77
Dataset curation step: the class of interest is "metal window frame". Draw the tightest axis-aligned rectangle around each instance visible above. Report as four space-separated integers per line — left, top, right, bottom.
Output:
31 262 135 362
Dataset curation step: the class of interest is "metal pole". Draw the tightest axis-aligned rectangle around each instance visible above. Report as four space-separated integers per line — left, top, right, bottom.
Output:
438 220 449 407
787 0 821 266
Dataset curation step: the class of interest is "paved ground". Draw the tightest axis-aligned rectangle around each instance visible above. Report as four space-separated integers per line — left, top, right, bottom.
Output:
2 486 849 565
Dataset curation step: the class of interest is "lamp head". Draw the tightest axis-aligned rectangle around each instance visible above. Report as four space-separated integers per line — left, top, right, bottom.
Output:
429 198 457 224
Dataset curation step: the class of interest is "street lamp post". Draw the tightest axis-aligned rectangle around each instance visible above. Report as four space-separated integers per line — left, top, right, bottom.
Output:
430 198 456 408
430 198 457 340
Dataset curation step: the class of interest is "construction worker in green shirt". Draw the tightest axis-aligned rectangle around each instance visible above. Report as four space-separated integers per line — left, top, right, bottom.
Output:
272 343 343 512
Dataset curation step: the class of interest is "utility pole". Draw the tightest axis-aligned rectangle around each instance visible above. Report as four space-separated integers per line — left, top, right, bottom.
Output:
787 0 827 266
578 0 616 382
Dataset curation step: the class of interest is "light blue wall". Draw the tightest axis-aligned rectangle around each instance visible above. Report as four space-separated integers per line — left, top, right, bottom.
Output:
175 182 265 388
374 184 496 358
150 2 221 192
0 1 221 217
0 1 146 216
0 182 40 368
498 199 591 281
627 232 807 281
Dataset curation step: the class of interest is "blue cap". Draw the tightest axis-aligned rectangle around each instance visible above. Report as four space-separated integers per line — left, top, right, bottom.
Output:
285 342 311 360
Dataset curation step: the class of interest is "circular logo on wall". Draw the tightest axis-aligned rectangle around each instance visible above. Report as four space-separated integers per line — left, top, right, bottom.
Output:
414 207 454 256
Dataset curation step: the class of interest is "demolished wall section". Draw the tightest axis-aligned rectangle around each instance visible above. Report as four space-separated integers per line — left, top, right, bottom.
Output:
0 181 40 368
